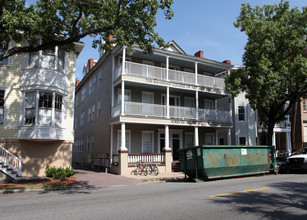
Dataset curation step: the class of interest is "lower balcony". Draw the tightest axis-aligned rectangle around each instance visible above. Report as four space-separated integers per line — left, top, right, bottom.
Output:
112 101 232 123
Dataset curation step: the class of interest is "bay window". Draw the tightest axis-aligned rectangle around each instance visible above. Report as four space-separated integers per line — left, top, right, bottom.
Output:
28 46 65 71
24 91 63 126
0 90 5 124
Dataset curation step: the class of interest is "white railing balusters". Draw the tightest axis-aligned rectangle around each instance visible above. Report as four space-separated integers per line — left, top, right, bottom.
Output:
113 61 226 91
0 145 22 179
112 101 231 123
128 153 165 164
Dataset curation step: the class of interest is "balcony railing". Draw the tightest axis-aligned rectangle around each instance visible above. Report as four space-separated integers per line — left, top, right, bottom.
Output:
114 61 225 90
112 101 231 123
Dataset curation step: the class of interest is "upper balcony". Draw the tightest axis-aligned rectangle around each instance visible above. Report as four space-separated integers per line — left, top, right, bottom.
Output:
112 101 232 125
114 61 226 93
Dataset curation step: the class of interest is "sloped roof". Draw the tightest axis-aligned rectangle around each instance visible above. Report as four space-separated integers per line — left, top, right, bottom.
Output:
161 40 186 55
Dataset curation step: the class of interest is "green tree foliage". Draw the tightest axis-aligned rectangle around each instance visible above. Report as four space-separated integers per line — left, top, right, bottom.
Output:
225 1 307 146
0 0 173 61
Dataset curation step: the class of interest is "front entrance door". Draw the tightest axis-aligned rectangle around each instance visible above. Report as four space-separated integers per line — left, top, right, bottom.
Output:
158 129 182 160
172 138 180 160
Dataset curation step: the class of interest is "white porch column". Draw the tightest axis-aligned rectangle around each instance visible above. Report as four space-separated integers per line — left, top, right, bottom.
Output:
111 54 115 108
110 124 113 167
165 125 170 149
122 46 126 75
227 128 231 145
195 91 199 120
272 132 276 147
166 87 170 118
121 81 125 116
121 122 127 150
195 62 198 85
166 56 169 81
194 126 199 146
286 132 292 153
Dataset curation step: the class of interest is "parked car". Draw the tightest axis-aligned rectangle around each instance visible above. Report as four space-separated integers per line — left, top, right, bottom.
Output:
286 148 307 172
276 155 288 173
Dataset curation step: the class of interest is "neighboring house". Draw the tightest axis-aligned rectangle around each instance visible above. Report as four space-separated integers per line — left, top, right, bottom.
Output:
291 97 307 152
73 41 234 175
230 65 292 154
0 38 83 179
303 97 307 148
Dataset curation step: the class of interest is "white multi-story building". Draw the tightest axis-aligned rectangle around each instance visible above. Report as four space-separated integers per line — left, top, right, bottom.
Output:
73 41 234 174
0 38 83 179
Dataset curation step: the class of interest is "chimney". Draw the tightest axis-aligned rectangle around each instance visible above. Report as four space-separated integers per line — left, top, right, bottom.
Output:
75 80 80 88
223 60 231 65
194 50 203 58
108 35 114 47
88 58 94 71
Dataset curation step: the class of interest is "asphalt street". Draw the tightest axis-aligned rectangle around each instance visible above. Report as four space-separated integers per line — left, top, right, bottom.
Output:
0 174 306 220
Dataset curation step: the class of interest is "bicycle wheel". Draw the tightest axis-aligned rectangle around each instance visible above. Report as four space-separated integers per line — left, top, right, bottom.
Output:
147 165 152 175
153 165 159 175
143 166 148 176
137 166 142 175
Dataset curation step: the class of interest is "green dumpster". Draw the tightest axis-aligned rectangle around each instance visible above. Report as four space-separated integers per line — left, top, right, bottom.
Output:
179 145 278 181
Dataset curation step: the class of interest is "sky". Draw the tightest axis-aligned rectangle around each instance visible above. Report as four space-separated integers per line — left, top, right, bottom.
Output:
25 0 306 81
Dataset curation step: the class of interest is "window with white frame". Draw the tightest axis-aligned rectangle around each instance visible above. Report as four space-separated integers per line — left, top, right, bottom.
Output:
117 130 131 152
24 91 63 126
204 133 214 145
91 104 95 120
89 80 93 94
88 107 91 122
74 115 78 129
80 111 85 126
117 89 131 104
93 76 96 93
81 87 86 102
38 92 53 125
238 106 245 121
54 94 63 126
97 101 101 117
142 131 154 153
184 97 194 108
98 71 102 87
0 90 5 124
185 133 194 148
25 92 36 125
28 46 65 71
75 94 79 106
204 99 214 109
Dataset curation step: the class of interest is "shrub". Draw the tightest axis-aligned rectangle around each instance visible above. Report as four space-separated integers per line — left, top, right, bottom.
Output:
53 168 67 180
45 164 57 178
65 167 75 177
45 165 76 180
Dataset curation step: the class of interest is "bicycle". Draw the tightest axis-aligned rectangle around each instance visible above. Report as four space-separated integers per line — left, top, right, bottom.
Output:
136 160 147 176
146 162 159 175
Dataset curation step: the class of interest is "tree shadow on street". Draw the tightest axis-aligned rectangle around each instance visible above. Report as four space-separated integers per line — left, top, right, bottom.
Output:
211 181 307 219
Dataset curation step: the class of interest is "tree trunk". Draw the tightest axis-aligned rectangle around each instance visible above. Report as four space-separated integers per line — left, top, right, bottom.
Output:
267 121 275 147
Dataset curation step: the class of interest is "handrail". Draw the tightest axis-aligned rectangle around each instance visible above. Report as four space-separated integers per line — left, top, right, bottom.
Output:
0 145 22 177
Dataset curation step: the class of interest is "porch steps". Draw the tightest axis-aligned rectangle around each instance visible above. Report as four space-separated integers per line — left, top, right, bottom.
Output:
0 160 21 181
172 161 181 172
0 145 22 181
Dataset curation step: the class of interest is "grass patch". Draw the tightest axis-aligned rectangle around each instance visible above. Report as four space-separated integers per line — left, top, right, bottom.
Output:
0 177 77 191
0 182 75 191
